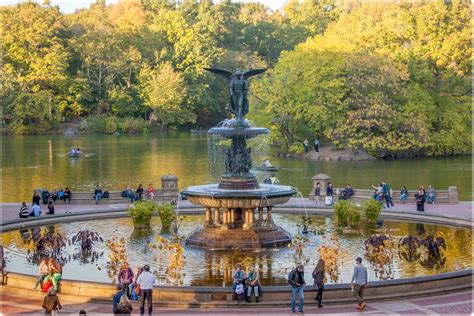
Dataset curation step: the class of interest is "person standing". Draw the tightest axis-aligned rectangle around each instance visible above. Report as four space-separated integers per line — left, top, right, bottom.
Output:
64 188 72 204
314 138 320 153
351 257 368 310
314 182 321 205
288 264 305 313
415 188 426 212
382 182 394 208
325 182 334 206
19 202 29 218
118 262 134 298
303 139 309 153
42 288 61 316
136 264 155 315
312 259 325 308
32 191 41 206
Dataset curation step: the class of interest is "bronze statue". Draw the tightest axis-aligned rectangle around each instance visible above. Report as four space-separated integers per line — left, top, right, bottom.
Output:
204 68 267 120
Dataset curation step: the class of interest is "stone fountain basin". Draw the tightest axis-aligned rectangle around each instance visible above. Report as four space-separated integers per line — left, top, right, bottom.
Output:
208 127 269 138
181 184 296 208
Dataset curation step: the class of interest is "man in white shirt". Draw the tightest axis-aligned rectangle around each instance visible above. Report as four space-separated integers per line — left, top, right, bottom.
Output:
136 264 155 315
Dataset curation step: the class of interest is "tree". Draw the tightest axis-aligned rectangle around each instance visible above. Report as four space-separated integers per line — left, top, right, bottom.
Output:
139 62 193 128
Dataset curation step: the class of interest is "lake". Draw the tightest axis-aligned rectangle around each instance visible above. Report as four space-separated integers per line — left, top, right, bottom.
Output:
1 133 471 202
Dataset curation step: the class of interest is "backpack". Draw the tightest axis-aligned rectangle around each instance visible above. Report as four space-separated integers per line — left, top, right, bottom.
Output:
42 279 53 293
102 191 109 199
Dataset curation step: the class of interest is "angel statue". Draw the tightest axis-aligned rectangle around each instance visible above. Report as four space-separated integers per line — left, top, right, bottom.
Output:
204 67 267 120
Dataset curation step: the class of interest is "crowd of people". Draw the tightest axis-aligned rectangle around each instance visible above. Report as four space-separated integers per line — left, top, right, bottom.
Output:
121 184 156 203
19 188 72 218
313 181 437 212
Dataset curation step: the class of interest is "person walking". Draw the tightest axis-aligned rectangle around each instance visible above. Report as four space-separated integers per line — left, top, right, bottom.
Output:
312 259 325 308
415 188 426 212
42 287 62 316
314 182 321 205
351 257 368 310
288 264 305 313
136 264 155 315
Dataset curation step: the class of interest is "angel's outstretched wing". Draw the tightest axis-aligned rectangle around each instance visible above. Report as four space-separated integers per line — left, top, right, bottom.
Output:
243 68 267 80
204 67 233 83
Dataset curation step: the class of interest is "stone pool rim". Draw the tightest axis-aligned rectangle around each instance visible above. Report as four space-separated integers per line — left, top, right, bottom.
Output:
2 205 472 304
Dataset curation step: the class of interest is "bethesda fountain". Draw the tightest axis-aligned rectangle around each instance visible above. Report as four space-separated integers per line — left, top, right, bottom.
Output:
182 67 296 250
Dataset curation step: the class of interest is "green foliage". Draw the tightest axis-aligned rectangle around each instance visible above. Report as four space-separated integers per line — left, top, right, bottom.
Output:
252 1 471 158
361 199 382 223
128 200 157 227
156 204 176 230
334 200 361 227
78 116 148 134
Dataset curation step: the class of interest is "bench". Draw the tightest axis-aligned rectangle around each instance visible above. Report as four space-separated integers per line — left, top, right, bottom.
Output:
309 187 459 204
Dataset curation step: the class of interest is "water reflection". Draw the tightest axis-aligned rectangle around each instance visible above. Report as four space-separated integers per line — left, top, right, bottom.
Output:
1 214 471 286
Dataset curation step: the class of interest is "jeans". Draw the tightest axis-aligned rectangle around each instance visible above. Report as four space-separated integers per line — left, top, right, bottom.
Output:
384 195 394 207
290 287 304 312
139 289 153 315
400 194 407 202
247 284 259 297
95 194 101 204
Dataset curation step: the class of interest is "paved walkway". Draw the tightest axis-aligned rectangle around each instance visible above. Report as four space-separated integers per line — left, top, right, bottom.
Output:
1 289 472 315
1 198 472 225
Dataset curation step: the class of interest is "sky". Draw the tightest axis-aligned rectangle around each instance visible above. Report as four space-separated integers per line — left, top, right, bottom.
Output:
0 0 287 12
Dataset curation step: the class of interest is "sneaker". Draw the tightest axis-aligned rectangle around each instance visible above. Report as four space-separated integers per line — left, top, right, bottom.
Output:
291 310 296 313
360 303 367 310
297 310 304 314
318 304 323 308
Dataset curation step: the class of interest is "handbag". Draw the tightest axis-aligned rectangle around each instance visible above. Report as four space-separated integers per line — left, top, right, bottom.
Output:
235 283 244 294
325 196 333 206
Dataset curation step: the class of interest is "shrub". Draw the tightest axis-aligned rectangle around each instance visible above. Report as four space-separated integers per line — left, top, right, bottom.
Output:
118 117 148 134
289 143 305 154
157 204 176 232
362 199 382 223
334 200 361 227
128 200 156 228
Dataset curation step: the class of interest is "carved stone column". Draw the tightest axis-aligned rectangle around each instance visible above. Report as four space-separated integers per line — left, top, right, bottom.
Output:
205 207 212 225
214 208 221 225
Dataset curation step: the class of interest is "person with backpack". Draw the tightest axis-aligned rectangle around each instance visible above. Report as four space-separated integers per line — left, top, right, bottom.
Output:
288 264 305 313
312 259 325 308
42 287 61 316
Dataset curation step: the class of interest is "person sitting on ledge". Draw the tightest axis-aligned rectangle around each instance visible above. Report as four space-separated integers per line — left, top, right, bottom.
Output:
58 188 64 201
400 186 408 203
47 201 55 215
64 187 72 204
246 264 261 303
340 184 354 200
146 184 155 200
426 185 436 204
263 176 271 184
136 184 144 200
262 159 271 167
30 203 41 217
19 202 29 218
94 186 103 204
232 263 246 304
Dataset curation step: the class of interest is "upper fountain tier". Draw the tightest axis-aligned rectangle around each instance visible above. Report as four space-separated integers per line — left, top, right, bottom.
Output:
208 118 268 139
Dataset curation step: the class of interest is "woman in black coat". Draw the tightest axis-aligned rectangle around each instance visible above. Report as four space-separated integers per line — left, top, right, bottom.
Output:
312 259 325 308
